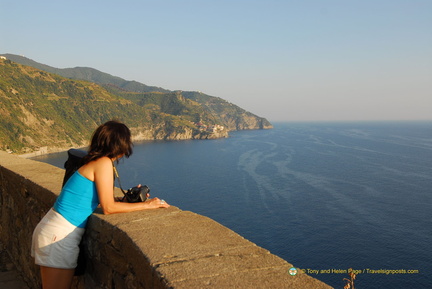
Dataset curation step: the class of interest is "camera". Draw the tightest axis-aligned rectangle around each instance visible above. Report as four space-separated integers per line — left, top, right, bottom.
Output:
125 185 150 203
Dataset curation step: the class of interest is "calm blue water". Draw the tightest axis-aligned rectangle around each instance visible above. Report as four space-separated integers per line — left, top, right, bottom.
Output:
33 122 432 288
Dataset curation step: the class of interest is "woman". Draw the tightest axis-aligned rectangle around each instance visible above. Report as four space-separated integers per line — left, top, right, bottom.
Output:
31 120 170 289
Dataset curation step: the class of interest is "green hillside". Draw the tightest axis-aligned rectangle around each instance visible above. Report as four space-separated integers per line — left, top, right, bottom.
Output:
0 59 221 153
0 54 272 154
2 54 273 131
1 54 168 93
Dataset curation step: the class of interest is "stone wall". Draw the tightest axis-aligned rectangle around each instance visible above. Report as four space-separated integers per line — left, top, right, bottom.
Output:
0 151 332 289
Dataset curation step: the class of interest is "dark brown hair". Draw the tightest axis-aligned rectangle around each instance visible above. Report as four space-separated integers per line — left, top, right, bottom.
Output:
82 120 133 164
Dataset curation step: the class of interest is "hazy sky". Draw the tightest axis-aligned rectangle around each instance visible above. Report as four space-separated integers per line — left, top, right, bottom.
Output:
1 0 431 122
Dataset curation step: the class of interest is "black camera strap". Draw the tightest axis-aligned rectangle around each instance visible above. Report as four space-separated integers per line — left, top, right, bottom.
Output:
112 162 128 197
112 162 149 203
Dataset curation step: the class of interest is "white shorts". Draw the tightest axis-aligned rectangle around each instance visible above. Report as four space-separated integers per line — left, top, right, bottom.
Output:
31 208 85 269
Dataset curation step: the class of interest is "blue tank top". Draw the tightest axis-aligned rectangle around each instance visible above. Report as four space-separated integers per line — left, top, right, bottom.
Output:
54 171 99 228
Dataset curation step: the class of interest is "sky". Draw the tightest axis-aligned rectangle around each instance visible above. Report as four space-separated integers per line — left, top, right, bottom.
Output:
1 0 431 122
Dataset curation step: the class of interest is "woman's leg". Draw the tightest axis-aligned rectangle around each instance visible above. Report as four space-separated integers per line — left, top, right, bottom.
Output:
40 266 74 289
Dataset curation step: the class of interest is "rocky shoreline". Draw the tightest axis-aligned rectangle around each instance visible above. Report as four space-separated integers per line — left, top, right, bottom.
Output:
17 129 228 159
16 123 275 158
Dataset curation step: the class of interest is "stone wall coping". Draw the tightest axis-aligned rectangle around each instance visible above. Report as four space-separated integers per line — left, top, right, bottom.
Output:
0 151 332 288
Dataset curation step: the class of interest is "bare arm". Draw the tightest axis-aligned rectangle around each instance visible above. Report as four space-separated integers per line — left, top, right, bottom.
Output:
81 157 169 215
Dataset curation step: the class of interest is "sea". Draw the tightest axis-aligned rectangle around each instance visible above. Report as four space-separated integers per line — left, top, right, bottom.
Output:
33 121 432 288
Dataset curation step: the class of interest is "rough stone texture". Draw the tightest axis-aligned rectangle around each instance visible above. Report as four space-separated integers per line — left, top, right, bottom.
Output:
0 151 332 288
0 247 29 289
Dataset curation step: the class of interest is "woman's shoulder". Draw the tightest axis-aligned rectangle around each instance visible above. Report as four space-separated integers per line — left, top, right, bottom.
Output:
91 156 113 170
79 156 112 178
